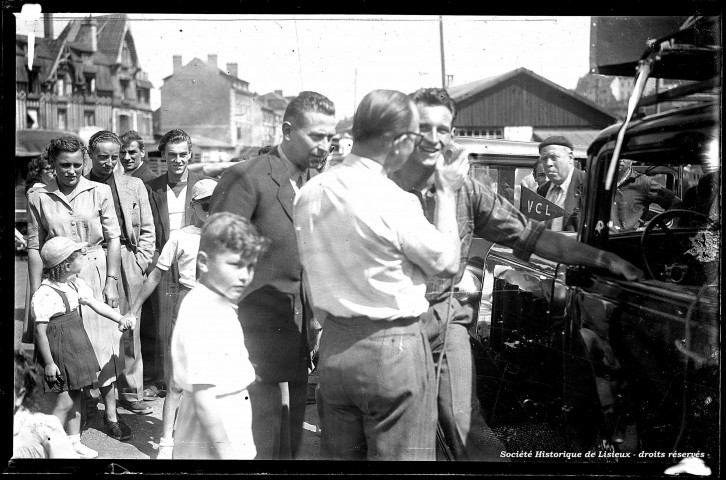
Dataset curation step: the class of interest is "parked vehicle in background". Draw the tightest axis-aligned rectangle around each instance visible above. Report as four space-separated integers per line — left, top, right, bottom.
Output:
465 15 720 472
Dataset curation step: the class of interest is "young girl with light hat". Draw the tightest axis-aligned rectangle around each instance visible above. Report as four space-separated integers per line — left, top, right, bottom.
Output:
31 236 134 458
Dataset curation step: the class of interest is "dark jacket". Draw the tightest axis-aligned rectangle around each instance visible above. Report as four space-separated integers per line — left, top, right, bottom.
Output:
209 146 316 382
131 162 158 183
537 168 586 232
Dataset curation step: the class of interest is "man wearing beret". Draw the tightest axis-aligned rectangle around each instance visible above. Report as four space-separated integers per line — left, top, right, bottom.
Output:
536 135 587 232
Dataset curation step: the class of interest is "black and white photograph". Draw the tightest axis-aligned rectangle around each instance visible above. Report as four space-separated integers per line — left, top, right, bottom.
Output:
4 5 721 476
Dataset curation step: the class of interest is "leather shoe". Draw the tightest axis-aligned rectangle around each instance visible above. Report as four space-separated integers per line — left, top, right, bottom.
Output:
104 416 132 441
143 385 166 400
119 399 153 415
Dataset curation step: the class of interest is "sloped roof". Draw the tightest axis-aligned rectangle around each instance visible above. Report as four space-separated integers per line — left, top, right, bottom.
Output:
532 129 603 149
163 57 251 88
17 14 141 87
448 67 615 119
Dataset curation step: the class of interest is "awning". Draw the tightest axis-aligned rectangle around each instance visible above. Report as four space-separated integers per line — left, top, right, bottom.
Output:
15 129 82 158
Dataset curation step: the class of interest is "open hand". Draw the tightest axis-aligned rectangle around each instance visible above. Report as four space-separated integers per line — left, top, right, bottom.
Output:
434 142 469 195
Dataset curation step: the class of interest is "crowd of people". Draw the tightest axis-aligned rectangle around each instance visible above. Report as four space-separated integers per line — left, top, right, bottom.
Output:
15 86 649 461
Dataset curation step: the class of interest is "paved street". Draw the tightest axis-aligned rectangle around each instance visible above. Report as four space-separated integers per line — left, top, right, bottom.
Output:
14 255 321 460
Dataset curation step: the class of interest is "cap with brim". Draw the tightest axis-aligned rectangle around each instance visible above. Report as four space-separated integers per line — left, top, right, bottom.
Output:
191 179 218 201
538 135 573 153
41 237 88 269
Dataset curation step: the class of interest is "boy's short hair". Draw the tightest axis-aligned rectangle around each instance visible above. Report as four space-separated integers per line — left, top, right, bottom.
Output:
200 212 269 263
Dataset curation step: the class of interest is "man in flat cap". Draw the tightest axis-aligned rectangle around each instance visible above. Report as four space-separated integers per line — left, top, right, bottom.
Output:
536 136 586 231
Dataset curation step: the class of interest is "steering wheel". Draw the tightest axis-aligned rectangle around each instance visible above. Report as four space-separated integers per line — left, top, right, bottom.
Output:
640 209 717 283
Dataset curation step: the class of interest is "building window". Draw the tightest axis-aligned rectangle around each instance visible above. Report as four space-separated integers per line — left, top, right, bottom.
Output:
27 109 39 129
85 75 96 94
237 126 243 139
235 94 249 116
122 42 132 67
84 110 96 127
27 69 41 95
117 114 131 133
120 80 130 100
57 109 67 131
456 128 503 139
138 114 152 136
136 88 149 105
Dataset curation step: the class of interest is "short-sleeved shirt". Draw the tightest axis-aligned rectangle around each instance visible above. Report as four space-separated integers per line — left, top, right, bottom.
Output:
31 278 94 324
156 225 201 289
294 154 456 320
26 176 120 250
171 283 256 394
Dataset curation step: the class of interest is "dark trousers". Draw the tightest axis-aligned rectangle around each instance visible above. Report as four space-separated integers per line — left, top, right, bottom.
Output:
318 314 436 460
422 299 508 461
248 364 308 459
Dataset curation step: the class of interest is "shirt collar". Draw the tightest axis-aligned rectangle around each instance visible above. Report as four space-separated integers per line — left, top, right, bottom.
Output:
278 144 305 177
41 175 96 197
345 153 388 177
551 166 575 194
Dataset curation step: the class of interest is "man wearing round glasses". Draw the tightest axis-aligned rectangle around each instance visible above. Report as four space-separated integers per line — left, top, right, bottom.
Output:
294 89 465 460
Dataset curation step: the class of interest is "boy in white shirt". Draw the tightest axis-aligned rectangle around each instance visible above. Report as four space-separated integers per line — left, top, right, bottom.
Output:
122 179 217 458
170 211 267 459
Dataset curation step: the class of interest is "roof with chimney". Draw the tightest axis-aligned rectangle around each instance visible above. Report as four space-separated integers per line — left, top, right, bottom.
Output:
15 13 152 91
258 90 291 113
162 55 250 92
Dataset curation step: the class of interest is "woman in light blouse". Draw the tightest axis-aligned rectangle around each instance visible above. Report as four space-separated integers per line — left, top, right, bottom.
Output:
26 136 132 442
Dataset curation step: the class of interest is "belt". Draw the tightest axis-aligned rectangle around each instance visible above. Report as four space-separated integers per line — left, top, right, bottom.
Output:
326 313 419 328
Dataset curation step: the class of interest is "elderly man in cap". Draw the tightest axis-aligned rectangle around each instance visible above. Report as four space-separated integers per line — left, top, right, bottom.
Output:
536 135 586 232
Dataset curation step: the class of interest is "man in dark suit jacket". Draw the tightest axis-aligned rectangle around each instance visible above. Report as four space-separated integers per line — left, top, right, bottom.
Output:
210 91 337 459
536 135 586 232
119 130 158 183
144 129 209 394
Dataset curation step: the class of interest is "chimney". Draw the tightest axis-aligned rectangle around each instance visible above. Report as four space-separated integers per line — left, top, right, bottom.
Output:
275 90 283 96
173 55 182 73
44 13 54 40
77 17 97 52
207 54 218 68
226 63 238 78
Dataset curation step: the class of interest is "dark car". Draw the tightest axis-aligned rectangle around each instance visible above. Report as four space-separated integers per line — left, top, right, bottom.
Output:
467 15 720 471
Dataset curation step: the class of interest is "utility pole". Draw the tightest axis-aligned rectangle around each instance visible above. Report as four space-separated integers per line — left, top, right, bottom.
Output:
439 16 446 88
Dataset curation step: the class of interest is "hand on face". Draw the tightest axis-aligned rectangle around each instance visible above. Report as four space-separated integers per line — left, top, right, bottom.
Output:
434 141 469 195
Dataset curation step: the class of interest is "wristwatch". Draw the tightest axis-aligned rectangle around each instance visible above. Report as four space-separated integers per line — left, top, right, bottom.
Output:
107 274 118 280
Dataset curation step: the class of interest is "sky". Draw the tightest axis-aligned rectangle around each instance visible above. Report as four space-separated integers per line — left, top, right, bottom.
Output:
19 14 592 119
